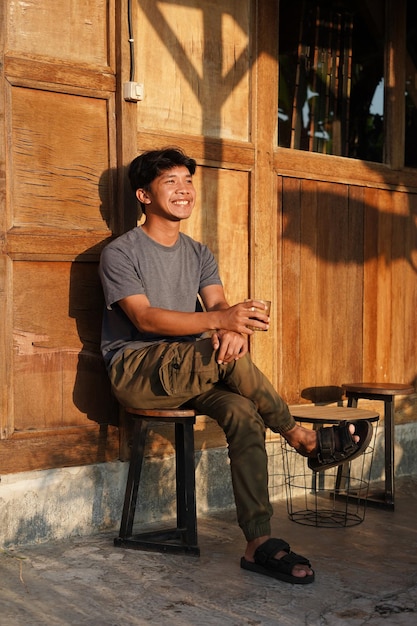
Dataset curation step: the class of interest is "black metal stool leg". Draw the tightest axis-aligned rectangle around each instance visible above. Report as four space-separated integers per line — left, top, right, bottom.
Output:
384 397 395 507
115 414 200 556
118 419 148 539
347 396 358 408
175 420 197 547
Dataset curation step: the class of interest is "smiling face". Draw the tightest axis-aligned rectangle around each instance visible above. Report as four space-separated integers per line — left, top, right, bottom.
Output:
136 165 196 222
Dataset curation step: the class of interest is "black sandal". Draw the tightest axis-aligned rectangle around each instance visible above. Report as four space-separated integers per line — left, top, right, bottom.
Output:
308 419 373 472
240 538 314 585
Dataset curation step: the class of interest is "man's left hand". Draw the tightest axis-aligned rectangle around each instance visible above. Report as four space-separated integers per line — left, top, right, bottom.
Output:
211 330 248 364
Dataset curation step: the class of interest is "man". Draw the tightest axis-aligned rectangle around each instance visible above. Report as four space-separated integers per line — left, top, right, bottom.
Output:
99 147 371 585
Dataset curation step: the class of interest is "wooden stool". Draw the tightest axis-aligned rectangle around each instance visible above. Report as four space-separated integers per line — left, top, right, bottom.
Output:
342 383 415 509
114 408 199 556
283 406 379 527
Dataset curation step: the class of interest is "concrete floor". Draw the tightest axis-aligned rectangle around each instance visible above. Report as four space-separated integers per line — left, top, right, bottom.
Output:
1 476 416 626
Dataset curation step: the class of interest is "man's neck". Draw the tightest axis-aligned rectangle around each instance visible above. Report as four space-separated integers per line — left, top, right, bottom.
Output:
141 217 181 247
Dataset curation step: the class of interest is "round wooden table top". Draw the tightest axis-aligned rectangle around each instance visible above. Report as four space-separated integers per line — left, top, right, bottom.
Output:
289 405 379 424
342 382 415 396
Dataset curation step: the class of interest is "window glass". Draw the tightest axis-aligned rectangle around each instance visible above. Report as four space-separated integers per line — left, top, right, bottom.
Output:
279 0 385 162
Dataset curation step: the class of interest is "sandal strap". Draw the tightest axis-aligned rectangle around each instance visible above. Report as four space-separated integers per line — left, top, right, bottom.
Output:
278 551 312 573
254 538 311 573
254 538 290 565
317 421 357 463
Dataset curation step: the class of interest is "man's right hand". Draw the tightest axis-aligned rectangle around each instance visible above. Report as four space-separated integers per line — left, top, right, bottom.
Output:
219 300 270 334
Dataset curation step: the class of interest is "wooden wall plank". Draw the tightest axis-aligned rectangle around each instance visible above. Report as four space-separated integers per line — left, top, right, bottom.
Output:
250 0 279 385
363 186 380 380
134 132 255 169
274 148 417 192
0 255 13 439
5 57 115 92
0 425 119 474
0 12 11 437
8 0 113 69
345 185 365 380
6 231 113 260
404 193 417 383
374 190 393 380
280 176 301 401
316 182 350 387
279 178 367 403
362 186 416 384
390 190 407 380
298 178 319 396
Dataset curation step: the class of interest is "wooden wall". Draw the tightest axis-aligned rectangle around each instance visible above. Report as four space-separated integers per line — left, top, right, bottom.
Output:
277 171 417 407
1 0 416 474
275 149 417 414
0 0 119 472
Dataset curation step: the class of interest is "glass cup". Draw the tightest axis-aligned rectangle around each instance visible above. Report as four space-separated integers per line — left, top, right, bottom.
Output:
244 298 271 331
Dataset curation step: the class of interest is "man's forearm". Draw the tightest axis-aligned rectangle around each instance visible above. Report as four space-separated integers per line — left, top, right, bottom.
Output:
124 306 226 336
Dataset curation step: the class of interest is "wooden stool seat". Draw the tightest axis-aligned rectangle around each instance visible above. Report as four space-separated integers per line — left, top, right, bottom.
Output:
342 382 415 509
114 407 199 556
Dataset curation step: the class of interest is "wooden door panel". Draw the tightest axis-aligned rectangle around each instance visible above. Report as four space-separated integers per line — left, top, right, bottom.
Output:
14 352 65 430
8 0 112 68
10 87 111 231
12 259 112 431
135 0 251 141
13 262 80 350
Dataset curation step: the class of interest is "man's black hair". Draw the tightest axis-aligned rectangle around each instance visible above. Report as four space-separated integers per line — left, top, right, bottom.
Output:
128 147 197 195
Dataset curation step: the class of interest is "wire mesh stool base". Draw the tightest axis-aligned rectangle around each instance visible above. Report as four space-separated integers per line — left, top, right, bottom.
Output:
282 466 371 527
281 407 379 528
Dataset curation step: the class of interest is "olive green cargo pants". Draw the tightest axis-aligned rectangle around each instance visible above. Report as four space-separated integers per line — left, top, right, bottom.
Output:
109 338 296 541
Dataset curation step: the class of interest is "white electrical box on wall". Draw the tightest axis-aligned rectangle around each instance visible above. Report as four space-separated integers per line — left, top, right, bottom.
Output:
123 82 144 102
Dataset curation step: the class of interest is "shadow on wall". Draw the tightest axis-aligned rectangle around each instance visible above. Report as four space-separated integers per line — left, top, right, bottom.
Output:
281 186 417 272
301 386 345 405
68 167 125 450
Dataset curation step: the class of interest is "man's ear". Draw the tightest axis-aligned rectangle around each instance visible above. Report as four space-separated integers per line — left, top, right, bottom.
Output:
136 188 151 204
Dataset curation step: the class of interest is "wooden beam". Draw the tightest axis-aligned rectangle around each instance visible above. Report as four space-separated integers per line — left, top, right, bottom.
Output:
384 0 406 169
250 0 280 386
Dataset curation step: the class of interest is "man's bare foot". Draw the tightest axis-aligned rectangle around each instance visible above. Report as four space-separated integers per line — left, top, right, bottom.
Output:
245 535 313 579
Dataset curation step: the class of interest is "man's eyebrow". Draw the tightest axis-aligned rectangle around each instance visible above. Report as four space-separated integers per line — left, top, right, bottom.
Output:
161 171 192 179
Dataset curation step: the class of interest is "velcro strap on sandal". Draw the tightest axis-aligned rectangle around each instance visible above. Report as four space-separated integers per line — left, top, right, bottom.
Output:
316 427 335 462
337 422 357 456
254 538 290 565
317 421 357 463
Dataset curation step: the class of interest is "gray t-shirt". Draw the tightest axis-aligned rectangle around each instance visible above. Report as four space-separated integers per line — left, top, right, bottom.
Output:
99 226 222 366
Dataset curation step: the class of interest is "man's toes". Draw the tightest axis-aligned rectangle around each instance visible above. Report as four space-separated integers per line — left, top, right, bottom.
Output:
348 423 360 443
292 564 313 578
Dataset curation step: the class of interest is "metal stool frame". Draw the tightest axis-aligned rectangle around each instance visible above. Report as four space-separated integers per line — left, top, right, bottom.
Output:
114 408 199 556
